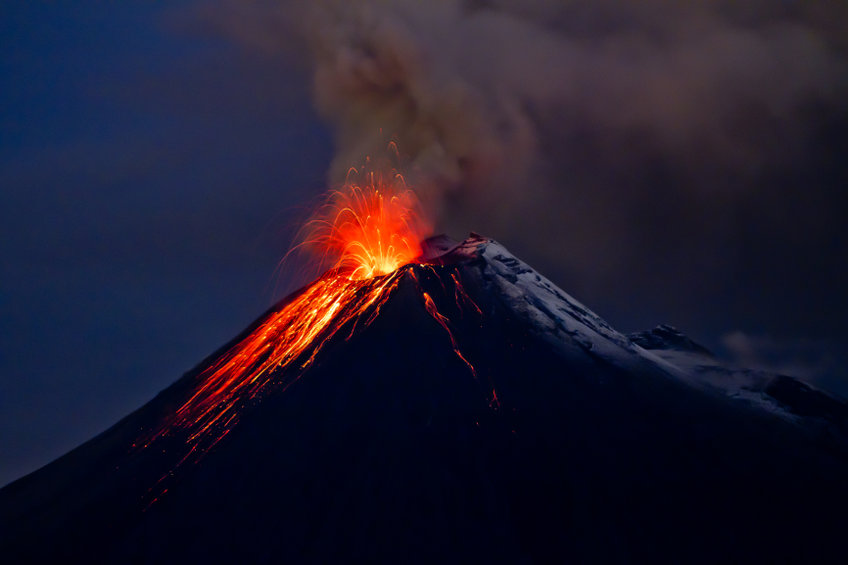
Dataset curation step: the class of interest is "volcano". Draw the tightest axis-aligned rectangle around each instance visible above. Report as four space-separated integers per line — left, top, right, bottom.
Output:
2 234 847 564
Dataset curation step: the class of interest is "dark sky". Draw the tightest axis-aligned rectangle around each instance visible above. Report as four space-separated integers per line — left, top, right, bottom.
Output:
1 1 847 487
0 2 333 486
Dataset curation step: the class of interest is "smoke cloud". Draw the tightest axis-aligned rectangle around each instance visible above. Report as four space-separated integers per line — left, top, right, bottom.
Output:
208 0 848 341
216 1 844 221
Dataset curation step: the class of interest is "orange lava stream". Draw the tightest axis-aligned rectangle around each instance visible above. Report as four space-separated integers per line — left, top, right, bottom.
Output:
422 291 477 378
145 162 431 454
140 156 492 506
147 270 404 450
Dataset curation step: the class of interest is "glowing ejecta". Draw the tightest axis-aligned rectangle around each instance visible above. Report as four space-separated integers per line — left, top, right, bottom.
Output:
141 159 485 505
303 165 432 279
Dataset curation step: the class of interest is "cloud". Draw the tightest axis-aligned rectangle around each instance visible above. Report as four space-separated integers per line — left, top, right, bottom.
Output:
721 330 848 398
209 0 846 232
205 0 848 346
292 1 845 195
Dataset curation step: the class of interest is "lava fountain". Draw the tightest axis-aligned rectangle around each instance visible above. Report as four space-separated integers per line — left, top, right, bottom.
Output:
140 159 482 502
303 165 432 280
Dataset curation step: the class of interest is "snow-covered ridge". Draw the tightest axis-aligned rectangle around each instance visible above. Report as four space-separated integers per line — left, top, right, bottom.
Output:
451 235 846 432
459 236 646 370
634 329 848 429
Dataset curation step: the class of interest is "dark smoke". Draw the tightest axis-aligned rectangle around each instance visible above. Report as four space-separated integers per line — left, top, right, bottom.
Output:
207 0 848 389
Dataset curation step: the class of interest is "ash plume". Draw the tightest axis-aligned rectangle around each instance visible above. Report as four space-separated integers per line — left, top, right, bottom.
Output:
206 0 848 339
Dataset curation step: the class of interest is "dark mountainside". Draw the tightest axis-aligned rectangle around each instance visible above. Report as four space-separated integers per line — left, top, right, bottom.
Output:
1 236 847 564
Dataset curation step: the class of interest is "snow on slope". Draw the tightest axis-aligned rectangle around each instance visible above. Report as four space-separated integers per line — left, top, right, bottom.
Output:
454 235 846 430
630 325 790 414
477 239 634 359
452 236 683 377
631 325 848 433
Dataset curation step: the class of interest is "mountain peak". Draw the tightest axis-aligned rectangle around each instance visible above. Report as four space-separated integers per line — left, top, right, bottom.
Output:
629 324 714 356
2 234 847 564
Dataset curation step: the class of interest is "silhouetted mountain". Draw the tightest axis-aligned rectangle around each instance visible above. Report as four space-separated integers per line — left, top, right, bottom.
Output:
2 235 846 564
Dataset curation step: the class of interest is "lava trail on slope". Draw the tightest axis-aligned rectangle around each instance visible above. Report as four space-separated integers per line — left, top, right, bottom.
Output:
136 166 490 502
3 183 848 564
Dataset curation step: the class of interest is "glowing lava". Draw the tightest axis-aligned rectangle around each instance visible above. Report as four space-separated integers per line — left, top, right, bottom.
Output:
305 166 431 279
144 166 428 450
141 158 485 504
149 272 402 449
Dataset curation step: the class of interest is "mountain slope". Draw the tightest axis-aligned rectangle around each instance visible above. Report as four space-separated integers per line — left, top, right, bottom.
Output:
2 235 847 564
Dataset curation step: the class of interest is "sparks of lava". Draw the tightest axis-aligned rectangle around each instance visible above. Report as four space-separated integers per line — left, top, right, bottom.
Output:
300 160 432 280
140 156 487 504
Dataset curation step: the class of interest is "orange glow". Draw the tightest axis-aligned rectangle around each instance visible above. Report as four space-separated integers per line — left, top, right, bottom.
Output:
140 155 493 505
145 270 405 453
304 165 431 280
142 161 434 462
422 291 477 378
